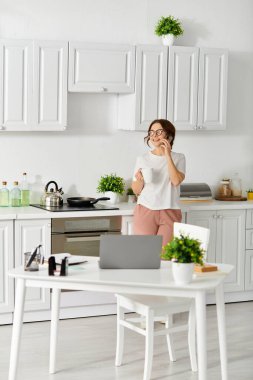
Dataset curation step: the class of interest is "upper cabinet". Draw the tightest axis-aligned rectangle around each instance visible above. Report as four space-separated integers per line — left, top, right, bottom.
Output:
0 39 68 131
68 42 135 93
118 45 167 131
197 48 228 131
167 47 199 130
118 45 228 131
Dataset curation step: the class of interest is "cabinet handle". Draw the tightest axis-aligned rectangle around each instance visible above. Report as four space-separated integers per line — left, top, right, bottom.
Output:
47 223 51 227
213 214 217 218
193 126 198 130
101 87 108 92
218 215 223 219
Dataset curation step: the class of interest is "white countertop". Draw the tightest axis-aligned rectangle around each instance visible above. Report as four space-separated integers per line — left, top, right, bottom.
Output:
0 200 253 220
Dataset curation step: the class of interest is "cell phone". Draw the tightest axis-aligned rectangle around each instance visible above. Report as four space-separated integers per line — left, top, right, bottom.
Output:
168 135 173 143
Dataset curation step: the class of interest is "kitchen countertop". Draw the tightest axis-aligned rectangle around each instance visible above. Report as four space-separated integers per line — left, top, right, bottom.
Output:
0 200 253 220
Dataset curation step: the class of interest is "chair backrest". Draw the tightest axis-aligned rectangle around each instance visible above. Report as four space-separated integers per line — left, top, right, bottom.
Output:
173 222 210 252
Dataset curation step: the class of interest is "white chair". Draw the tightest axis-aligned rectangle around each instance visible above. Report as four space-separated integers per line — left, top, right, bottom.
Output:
115 222 210 380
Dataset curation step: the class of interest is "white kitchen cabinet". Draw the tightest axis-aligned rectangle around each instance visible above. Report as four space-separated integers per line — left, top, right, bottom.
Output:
0 39 68 131
245 251 253 290
168 47 228 131
197 48 228 130
245 210 253 290
68 42 135 93
118 45 228 131
14 219 51 312
167 47 199 131
187 209 245 292
121 216 134 235
33 41 68 130
0 220 14 324
118 45 167 131
0 40 33 131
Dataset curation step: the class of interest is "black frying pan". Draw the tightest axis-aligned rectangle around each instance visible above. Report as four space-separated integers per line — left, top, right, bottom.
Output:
67 197 110 207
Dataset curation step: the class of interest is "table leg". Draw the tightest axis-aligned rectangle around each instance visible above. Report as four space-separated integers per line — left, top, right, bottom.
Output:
49 288 61 374
215 282 228 380
195 291 207 380
9 278 26 380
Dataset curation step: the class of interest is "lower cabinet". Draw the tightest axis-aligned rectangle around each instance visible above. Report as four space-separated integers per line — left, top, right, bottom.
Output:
187 209 246 292
0 220 14 323
14 219 51 313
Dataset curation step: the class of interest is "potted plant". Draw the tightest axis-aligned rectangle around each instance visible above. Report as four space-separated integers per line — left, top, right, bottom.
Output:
161 233 205 284
126 187 137 203
155 15 184 46
97 173 125 204
247 189 253 201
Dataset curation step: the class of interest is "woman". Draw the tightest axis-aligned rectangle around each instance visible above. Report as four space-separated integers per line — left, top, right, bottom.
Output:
132 119 185 246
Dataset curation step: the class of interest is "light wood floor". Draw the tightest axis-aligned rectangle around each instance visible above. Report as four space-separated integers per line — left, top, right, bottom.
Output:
1 302 253 380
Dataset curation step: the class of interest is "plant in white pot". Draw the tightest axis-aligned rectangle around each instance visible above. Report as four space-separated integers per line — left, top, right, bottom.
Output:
155 15 184 46
97 173 125 204
126 187 137 203
161 233 205 284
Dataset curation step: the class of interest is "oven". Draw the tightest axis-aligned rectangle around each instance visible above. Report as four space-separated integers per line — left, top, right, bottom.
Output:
52 216 122 257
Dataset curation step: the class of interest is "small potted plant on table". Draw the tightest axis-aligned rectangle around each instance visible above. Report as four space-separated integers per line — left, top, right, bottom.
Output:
155 15 184 46
126 187 137 203
161 233 205 284
97 173 125 204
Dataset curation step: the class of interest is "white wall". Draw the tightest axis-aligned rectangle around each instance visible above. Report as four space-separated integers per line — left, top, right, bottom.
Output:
0 0 252 202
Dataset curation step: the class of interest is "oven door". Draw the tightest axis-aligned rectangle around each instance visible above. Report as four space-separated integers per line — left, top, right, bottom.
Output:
52 231 120 257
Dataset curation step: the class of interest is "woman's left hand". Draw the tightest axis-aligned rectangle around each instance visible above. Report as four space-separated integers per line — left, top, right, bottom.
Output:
160 139 172 157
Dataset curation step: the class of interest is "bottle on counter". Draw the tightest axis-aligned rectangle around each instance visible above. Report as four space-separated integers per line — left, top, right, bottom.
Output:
230 173 242 197
0 181 9 207
21 172 30 206
10 181 21 207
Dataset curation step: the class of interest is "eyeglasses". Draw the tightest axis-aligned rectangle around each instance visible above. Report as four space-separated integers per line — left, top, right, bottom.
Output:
148 129 165 137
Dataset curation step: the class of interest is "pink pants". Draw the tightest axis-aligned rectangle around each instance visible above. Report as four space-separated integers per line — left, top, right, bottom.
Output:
133 204 182 246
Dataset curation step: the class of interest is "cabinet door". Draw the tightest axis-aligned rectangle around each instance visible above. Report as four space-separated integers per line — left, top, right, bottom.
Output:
245 250 253 290
135 45 167 131
68 42 135 93
33 41 68 131
186 210 216 262
0 221 14 319
121 216 134 235
15 219 51 311
167 46 199 131
197 48 228 130
0 39 33 131
216 210 245 292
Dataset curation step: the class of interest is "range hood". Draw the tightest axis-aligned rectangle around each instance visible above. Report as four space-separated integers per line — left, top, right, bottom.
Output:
180 183 212 200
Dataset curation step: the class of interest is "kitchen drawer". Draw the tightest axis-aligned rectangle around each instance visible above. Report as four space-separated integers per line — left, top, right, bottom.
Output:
246 230 253 250
246 210 253 229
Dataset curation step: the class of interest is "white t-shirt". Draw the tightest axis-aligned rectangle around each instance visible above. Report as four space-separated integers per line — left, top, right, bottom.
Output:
133 151 186 210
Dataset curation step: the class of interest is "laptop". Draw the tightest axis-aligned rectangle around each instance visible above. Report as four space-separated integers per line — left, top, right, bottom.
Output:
99 235 162 269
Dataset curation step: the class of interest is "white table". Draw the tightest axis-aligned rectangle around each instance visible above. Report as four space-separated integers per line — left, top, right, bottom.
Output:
8 259 233 380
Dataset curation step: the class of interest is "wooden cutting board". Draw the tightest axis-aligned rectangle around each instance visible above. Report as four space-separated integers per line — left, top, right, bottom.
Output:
215 196 247 201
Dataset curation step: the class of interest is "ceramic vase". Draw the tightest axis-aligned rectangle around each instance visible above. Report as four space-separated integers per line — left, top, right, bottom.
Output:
172 262 194 284
104 191 119 204
162 34 175 46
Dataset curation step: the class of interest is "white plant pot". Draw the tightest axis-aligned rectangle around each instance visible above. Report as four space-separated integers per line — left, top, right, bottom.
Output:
104 191 119 204
127 195 137 203
162 34 175 46
172 262 194 284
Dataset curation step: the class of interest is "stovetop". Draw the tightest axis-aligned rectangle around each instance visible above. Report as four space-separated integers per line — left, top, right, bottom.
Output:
31 204 119 212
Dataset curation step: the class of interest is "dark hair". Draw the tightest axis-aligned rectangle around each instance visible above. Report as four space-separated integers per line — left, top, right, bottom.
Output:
144 119 176 148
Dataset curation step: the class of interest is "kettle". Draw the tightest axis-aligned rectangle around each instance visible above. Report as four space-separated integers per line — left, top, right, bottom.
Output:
40 181 64 207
